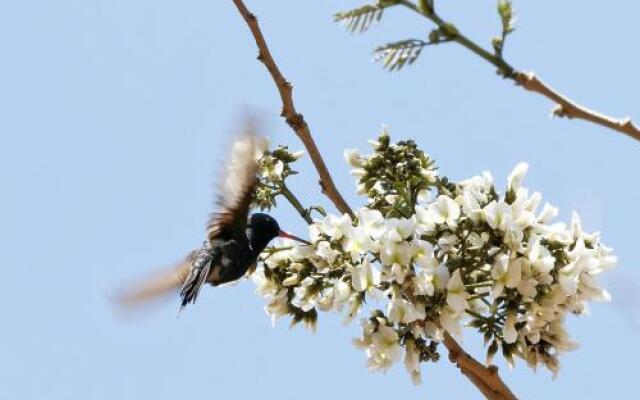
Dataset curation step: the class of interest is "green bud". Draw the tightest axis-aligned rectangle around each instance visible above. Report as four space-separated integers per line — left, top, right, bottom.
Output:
492 37 503 53
378 131 390 148
498 0 512 24
418 0 433 14
441 23 459 38
486 340 499 364
370 155 384 168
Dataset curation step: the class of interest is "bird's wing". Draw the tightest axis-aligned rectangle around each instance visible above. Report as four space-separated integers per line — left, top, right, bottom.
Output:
206 126 264 241
114 250 197 309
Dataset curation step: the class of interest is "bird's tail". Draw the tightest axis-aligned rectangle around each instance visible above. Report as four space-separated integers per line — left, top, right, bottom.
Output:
179 246 214 311
113 252 195 310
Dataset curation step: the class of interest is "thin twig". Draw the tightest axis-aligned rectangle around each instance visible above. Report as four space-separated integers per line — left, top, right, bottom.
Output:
444 332 518 400
231 0 355 218
279 182 313 225
515 72 640 141
399 0 640 142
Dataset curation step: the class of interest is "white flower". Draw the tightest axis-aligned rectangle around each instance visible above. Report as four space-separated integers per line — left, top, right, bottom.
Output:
428 195 461 229
483 200 514 232
459 171 494 205
526 237 555 279
317 280 352 312
491 254 521 298
420 167 437 183
292 277 317 312
559 237 600 296
252 268 277 297
356 324 403 372
316 241 340 264
388 298 426 324
308 224 323 243
503 311 518 344
460 190 484 223
538 203 558 224
350 168 367 178
316 214 353 241
351 259 381 292
262 247 294 270
343 225 377 260
387 263 409 284
261 156 284 180
344 148 365 167
416 189 432 206
571 212 582 240
380 240 413 267
507 162 529 192
404 338 422 385
343 295 362 326
412 239 437 269
385 218 416 242
437 234 459 254
385 194 400 205
356 208 385 239
282 273 300 287
433 264 451 291
412 270 435 296
415 205 436 235
265 290 289 326
440 306 463 339
446 269 468 312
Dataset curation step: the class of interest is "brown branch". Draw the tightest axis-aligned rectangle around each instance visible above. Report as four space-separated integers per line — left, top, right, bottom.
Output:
399 0 640 142
231 0 354 218
443 332 518 400
515 71 640 141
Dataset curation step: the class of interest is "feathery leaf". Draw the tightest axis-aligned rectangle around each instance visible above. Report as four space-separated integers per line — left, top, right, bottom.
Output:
373 39 427 71
334 1 400 33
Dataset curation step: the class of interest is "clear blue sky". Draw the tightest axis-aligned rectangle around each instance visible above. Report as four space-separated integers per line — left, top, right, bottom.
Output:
1 1 639 399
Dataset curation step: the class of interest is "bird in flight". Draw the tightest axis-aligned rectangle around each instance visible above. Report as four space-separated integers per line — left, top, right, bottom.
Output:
116 125 309 311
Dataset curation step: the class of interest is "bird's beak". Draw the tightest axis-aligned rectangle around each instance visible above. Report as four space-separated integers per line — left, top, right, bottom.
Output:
278 230 311 245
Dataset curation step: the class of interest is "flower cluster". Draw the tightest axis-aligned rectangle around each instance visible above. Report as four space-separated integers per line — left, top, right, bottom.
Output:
252 143 304 211
345 126 437 218
252 129 616 384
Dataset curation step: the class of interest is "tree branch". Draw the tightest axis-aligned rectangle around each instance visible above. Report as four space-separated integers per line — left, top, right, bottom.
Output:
231 0 355 218
399 0 640 142
443 332 518 400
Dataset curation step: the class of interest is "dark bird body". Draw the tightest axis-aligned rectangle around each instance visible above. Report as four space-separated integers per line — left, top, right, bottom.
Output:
180 213 286 309
116 128 308 311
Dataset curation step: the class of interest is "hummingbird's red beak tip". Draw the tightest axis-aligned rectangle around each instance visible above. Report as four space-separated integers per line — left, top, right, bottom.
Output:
278 230 311 245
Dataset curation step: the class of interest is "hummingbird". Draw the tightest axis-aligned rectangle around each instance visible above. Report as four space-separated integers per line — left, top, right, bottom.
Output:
116 128 310 311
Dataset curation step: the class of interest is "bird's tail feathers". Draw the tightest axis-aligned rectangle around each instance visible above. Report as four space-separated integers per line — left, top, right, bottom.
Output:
179 253 213 311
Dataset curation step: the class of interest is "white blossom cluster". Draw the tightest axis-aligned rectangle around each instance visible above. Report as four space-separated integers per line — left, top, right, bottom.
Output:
252 130 616 384
253 143 305 211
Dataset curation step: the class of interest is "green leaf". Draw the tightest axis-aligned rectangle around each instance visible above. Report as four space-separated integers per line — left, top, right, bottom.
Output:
498 0 515 33
334 4 385 34
373 39 427 71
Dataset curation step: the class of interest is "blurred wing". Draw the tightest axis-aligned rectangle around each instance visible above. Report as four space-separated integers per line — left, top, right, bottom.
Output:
113 251 196 309
206 128 264 241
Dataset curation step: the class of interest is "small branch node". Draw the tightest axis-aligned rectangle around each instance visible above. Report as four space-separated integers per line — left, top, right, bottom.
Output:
286 113 306 131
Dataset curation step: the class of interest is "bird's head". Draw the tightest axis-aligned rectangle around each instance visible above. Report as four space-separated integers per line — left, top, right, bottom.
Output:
248 213 310 252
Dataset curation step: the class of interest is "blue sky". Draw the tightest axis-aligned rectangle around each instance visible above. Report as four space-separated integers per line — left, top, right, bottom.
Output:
1 1 639 399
